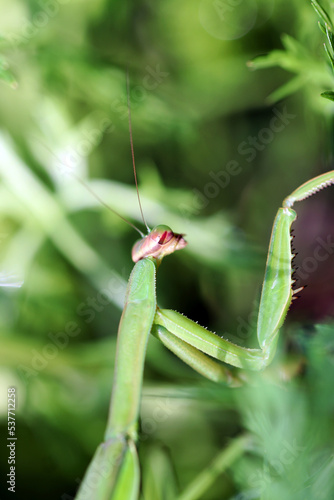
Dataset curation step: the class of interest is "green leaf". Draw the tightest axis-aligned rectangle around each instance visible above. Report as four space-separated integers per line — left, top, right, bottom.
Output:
281 33 307 56
318 20 328 35
325 23 334 52
142 445 179 500
311 0 333 31
267 74 309 104
320 90 334 100
324 42 334 72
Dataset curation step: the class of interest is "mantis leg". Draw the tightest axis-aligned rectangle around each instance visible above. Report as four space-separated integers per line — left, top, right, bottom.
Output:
153 171 334 374
75 258 157 500
153 308 276 371
153 207 296 371
151 323 245 386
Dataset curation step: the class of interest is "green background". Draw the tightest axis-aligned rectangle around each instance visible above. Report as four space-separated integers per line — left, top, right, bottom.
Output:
0 0 334 498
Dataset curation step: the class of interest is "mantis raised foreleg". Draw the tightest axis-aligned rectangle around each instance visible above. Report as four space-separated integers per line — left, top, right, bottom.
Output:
75 171 334 500
153 171 334 373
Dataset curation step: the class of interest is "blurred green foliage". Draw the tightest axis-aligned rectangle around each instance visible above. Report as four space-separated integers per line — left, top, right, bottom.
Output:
0 0 334 499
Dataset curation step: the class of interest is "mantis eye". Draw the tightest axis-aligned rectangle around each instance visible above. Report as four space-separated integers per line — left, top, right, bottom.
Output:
150 226 174 245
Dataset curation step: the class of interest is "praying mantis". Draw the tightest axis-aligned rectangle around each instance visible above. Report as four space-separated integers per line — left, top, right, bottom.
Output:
73 143 334 498
72 67 334 500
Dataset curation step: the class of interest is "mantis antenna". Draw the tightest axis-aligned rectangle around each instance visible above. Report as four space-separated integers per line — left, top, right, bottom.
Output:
35 91 151 238
126 70 150 234
42 146 146 237
65 169 145 237
39 72 150 238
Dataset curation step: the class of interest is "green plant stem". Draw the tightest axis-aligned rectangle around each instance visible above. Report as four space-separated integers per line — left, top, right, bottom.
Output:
176 434 252 500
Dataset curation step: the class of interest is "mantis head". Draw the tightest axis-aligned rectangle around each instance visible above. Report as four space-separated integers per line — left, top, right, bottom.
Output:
131 225 187 263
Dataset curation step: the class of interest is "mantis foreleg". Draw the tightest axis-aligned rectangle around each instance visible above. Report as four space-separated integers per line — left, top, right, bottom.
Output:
153 172 334 373
151 323 244 385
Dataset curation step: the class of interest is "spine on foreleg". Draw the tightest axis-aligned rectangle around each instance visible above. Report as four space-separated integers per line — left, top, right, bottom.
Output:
257 207 297 352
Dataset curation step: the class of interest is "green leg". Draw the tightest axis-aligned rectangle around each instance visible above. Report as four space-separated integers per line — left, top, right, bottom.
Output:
75 436 127 500
154 171 334 375
151 324 244 386
153 207 295 372
154 308 277 371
